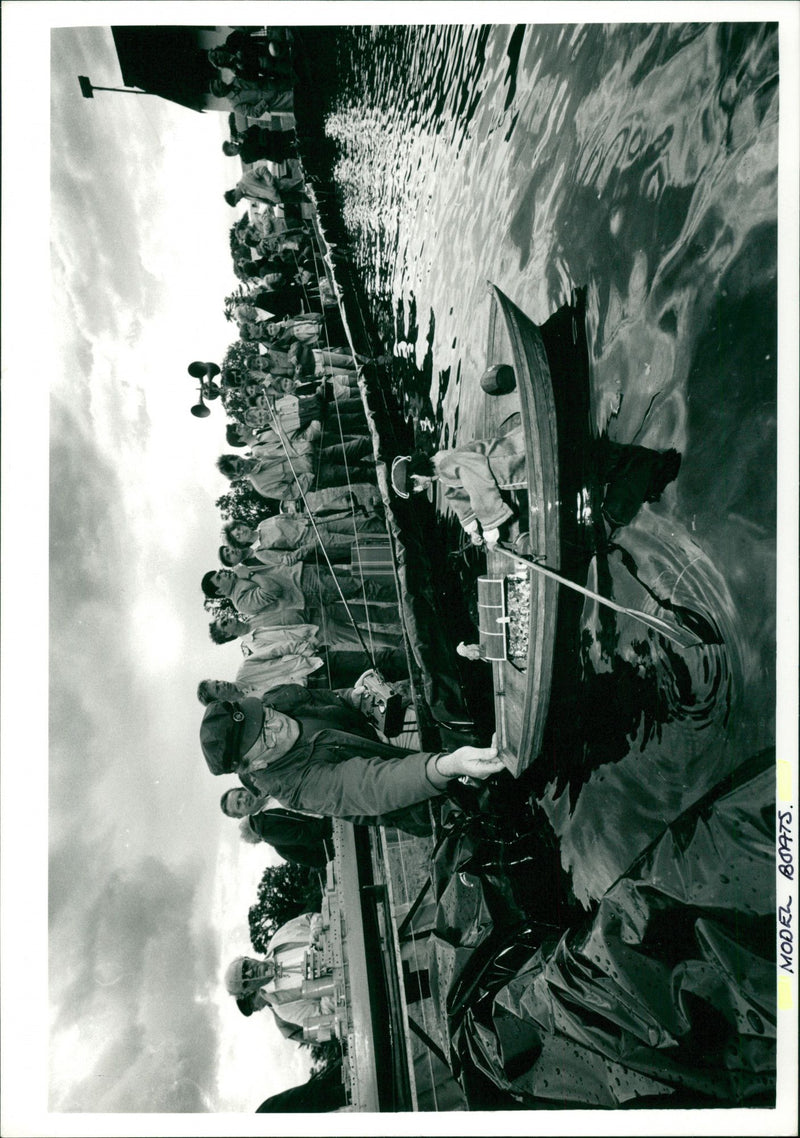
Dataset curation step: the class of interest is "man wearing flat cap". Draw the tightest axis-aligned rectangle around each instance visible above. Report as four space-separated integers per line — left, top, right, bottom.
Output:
199 684 504 825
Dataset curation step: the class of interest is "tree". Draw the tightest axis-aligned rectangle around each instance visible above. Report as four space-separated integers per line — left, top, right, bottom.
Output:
215 483 279 526
303 1037 342 1076
222 338 261 376
203 596 237 622
220 386 248 421
233 260 256 283
248 862 323 953
224 291 257 323
229 223 251 260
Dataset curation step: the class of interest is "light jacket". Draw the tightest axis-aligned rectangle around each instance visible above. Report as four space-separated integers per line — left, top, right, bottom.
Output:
247 436 316 500
259 914 332 1026
254 514 384 561
434 424 527 531
236 652 322 691
239 623 319 655
235 624 322 687
230 563 306 617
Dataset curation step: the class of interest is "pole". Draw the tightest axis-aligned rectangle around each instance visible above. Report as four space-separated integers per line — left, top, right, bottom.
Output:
493 541 705 650
264 405 378 665
78 76 152 99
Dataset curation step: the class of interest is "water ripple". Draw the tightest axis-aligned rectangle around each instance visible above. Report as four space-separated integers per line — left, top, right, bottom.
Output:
319 20 778 906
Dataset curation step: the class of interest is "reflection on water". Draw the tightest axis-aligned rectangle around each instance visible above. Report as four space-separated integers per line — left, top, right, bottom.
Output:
323 22 778 905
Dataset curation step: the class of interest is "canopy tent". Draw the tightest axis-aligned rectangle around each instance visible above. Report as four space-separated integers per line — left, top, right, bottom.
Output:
111 26 226 111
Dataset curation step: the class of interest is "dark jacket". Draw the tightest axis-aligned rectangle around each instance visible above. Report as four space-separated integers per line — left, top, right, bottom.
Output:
256 1060 347 1112
252 286 304 318
238 125 295 165
240 685 439 827
247 808 332 869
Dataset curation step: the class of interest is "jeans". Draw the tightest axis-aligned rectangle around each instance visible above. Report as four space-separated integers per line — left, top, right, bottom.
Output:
301 564 396 603
307 647 409 688
307 605 404 651
320 437 371 463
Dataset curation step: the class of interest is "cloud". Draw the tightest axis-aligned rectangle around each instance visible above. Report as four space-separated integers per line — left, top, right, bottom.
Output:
50 856 219 1112
49 29 168 321
51 145 167 336
40 22 300 1117
48 402 146 797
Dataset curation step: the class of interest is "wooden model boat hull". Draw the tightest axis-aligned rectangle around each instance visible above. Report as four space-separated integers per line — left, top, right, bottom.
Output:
482 285 562 776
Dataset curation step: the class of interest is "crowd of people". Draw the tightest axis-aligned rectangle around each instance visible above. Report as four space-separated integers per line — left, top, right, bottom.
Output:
194 27 506 1080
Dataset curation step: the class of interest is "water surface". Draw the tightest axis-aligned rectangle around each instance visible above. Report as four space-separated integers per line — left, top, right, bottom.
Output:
320 22 778 905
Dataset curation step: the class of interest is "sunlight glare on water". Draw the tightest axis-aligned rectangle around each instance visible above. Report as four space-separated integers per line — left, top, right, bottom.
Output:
323 21 778 903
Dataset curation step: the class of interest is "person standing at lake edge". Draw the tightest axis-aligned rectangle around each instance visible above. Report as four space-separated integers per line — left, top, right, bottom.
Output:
221 510 386 568
200 686 505 821
223 164 308 210
208 598 405 654
209 608 314 645
213 76 296 119
201 563 404 670
223 128 296 165
200 560 395 617
225 912 332 1031
216 437 374 502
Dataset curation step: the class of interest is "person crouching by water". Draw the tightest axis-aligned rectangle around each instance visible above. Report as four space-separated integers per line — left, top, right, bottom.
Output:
199 686 505 827
390 426 529 549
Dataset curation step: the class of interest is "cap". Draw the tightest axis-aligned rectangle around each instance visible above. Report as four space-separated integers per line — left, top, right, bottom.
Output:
390 455 411 499
226 956 273 998
200 697 263 775
225 956 250 996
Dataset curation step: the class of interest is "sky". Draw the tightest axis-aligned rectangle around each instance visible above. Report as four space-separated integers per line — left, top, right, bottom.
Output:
2 1 797 1135
3 5 316 1126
